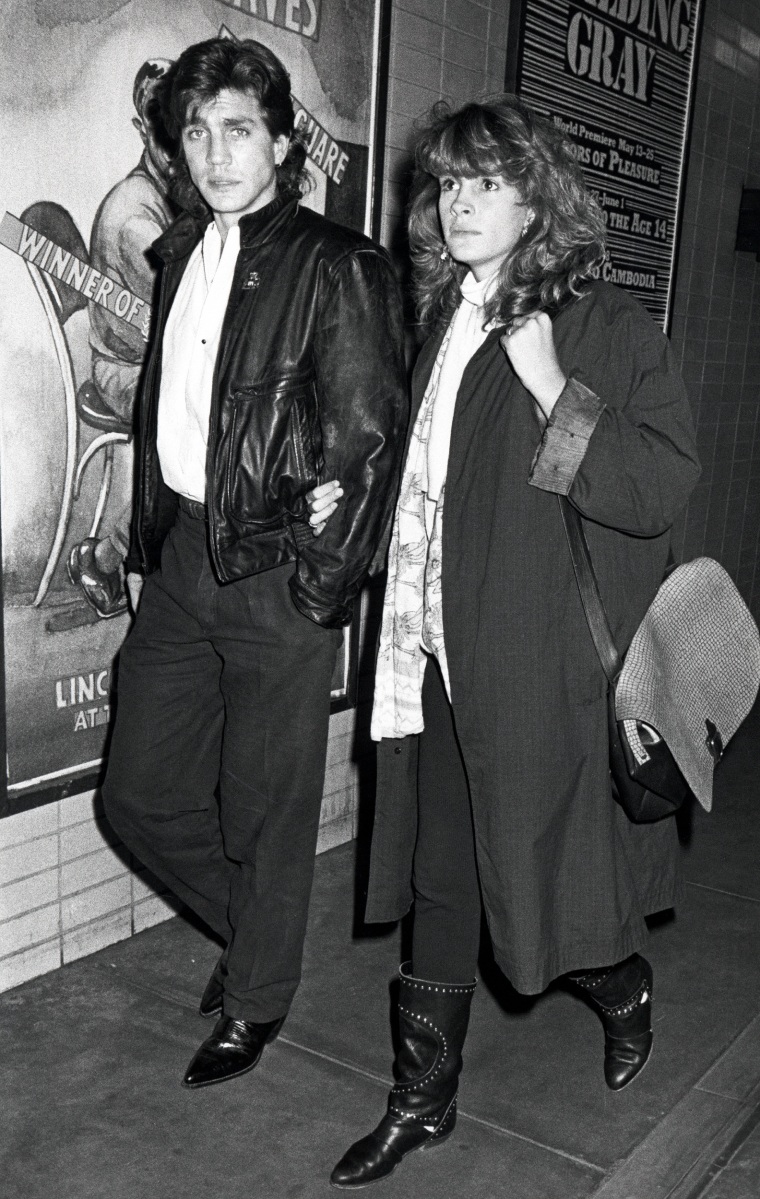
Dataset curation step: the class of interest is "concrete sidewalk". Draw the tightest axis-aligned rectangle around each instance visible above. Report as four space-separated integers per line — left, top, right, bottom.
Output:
3 704 759 1199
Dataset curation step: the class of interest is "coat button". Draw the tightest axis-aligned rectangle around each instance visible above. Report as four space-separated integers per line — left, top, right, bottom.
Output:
394 746 402 754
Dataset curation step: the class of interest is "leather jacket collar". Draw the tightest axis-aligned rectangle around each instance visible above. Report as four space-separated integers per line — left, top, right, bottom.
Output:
153 192 298 263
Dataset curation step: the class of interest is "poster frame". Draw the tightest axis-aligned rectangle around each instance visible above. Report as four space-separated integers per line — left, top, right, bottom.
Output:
504 0 705 336
0 0 392 818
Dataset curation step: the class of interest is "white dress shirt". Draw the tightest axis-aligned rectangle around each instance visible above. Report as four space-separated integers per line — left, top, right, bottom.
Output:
156 221 241 502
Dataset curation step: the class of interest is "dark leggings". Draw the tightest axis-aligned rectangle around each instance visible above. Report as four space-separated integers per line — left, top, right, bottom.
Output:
411 657 482 984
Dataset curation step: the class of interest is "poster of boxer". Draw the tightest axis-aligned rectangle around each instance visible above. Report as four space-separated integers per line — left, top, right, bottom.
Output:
0 0 388 814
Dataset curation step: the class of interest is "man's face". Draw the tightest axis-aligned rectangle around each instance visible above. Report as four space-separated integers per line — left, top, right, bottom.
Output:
181 89 289 233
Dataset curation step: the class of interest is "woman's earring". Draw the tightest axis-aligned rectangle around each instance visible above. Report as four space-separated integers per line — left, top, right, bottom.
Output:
521 212 534 237
440 244 450 262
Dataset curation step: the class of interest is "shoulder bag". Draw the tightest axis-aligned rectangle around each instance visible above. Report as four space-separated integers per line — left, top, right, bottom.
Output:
559 496 760 822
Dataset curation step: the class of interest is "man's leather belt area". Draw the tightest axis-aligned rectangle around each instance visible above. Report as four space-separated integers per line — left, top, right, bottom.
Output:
177 494 208 520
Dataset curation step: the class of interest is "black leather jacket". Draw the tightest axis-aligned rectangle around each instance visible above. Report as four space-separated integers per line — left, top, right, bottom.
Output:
132 194 407 627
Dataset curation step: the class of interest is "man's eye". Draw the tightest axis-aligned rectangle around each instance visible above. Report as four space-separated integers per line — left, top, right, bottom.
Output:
230 127 249 137
186 129 204 140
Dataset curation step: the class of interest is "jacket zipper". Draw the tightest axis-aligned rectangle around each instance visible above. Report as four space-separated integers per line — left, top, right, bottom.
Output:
205 249 258 583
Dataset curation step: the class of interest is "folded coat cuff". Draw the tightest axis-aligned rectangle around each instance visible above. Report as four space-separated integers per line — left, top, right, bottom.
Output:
528 377 605 495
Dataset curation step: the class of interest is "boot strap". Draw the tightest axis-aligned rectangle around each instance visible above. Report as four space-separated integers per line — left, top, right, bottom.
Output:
571 967 614 991
401 975 477 996
388 1093 457 1125
599 980 652 1018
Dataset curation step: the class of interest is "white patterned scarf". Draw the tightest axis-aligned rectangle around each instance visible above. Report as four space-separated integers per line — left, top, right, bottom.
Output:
371 272 496 741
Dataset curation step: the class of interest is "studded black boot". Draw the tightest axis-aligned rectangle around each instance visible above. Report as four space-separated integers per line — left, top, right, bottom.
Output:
330 963 476 1189
569 953 653 1090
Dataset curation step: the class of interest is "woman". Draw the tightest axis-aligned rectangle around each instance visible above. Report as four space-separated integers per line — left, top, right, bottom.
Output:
309 97 700 1190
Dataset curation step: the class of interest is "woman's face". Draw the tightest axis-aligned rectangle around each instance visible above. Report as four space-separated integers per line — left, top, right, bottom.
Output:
438 173 531 281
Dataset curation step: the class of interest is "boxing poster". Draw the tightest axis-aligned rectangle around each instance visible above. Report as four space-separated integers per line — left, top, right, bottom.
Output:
0 0 387 814
506 0 703 330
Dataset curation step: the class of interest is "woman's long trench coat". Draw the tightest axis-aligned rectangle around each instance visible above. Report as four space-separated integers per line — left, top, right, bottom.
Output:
364 281 701 994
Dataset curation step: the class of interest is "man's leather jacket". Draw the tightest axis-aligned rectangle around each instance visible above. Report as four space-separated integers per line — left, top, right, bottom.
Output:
132 194 407 628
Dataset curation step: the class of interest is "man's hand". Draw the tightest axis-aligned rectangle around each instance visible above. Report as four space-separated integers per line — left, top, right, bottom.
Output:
306 480 343 536
500 312 567 421
126 571 144 615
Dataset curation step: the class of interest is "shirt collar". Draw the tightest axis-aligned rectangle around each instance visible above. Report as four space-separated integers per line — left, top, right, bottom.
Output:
459 268 499 307
201 221 240 286
153 193 296 263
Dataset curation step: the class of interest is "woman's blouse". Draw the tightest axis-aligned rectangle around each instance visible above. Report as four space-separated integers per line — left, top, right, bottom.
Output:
372 271 496 740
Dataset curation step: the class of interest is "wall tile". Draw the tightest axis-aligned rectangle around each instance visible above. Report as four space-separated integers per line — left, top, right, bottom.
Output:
442 26 489 74
0 940 61 992
61 876 131 932
396 0 446 20
132 894 182 935
323 760 356 798
58 789 101 828
0 834 57 886
394 8 445 56
392 43 443 91
0 905 60 957
325 729 355 767
0 804 57 850
62 909 132 964
59 816 120 863
488 7 510 51
131 867 171 904
317 809 358 855
441 59 485 100
60 845 131 897
445 0 490 41
385 106 420 150
0 870 59 922
672 0 760 620
389 77 440 121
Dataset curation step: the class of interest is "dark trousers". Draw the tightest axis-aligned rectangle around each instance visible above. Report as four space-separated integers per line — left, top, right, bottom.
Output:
411 658 483 984
102 505 341 1021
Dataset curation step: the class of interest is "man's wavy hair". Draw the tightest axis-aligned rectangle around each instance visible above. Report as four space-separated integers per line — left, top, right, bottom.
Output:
409 96 606 330
159 37 309 218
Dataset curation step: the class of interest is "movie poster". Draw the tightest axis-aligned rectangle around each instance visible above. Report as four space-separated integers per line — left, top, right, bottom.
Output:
0 0 385 812
507 0 703 329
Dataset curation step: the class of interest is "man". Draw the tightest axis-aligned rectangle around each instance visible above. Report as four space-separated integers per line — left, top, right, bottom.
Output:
102 37 406 1089
68 59 176 619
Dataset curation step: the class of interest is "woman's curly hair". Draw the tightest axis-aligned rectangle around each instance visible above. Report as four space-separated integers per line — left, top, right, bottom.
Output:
409 96 606 330
158 37 310 219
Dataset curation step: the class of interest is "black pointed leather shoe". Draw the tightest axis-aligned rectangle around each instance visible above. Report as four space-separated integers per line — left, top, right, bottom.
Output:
198 968 224 1019
182 1015 285 1089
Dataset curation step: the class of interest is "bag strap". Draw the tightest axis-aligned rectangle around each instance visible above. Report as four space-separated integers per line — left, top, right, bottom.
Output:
557 496 622 685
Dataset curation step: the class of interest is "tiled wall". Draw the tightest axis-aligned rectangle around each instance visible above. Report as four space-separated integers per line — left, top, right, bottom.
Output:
669 0 760 619
0 705 360 992
380 0 509 248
